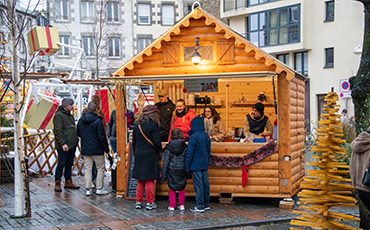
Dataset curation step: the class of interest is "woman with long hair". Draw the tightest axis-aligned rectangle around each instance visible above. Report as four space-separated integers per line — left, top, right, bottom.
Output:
201 105 226 142
132 105 162 210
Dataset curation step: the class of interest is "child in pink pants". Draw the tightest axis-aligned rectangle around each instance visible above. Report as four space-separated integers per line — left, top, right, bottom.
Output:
161 128 190 210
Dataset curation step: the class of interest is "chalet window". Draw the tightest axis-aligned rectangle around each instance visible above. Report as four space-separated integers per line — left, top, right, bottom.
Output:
108 38 120 57
55 0 69 21
83 36 95 56
81 2 94 23
137 37 151 52
325 1 334 21
248 5 300 47
59 36 70 56
294 51 308 76
138 3 151 25
162 4 174 26
277 53 289 66
325 48 334 67
107 2 119 22
184 46 213 62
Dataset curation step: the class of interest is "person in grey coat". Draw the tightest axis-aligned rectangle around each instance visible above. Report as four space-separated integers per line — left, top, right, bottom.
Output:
350 126 370 212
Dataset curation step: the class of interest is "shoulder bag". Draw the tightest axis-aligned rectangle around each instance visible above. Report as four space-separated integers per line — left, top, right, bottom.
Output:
362 166 370 187
138 124 161 159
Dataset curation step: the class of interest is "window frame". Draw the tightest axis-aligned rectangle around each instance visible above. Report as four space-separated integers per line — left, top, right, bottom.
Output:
55 0 69 21
294 51 308 76
137 36 152 53
83 36 95 56
107 2 119 23
108 37 120 57
325 1 334 21
58 36 70 56
161 4 175 26
137 3 151 25
81 1 95 23
325 47 334 68
276 53 289 66
247 4 300 47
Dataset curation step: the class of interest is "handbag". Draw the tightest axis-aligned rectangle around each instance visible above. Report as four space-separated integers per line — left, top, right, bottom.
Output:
138 124 161 159
362 166 370 186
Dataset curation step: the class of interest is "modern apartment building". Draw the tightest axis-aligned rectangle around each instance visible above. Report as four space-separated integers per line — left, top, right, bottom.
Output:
221 0 364 124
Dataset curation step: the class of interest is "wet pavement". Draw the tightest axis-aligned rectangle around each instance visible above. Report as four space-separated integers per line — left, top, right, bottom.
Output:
0 176 360 230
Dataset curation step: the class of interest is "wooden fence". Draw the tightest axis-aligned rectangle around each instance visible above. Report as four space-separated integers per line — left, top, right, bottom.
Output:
1 129 84 176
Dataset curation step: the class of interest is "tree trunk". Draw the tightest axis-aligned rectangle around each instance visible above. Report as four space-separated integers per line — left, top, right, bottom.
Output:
349 1 370 228
7 0 31 217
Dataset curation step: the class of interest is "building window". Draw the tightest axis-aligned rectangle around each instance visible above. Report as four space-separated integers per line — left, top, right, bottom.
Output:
107 2 119 22
248 5 300 47
55 0 69 21
138 3 151 25
248 0 278 6
317 94 327 119
137 37 151 52
325 1 334 21
37 14 48 26
325 48 334 67
59 36 70 56
0 32 5 42
83 37 95 56
277 53 289 66
108 38 120 57
162 4 174 26
224 0 247 12
294 51 308 76
81 2 94 22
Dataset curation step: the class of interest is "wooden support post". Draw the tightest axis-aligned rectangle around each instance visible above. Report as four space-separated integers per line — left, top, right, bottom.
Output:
277 71 292 194
116 83 126 192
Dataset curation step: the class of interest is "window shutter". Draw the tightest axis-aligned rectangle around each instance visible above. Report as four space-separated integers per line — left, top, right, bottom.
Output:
162 42 180 67
216 40 235 65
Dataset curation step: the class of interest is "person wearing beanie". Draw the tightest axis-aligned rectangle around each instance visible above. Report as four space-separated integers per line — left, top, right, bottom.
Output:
53 98 80 192
243 102 273 138
155 88 175 142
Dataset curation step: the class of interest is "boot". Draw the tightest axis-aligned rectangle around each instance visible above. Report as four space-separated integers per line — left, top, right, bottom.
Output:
64 179 80 189
54 180 62 192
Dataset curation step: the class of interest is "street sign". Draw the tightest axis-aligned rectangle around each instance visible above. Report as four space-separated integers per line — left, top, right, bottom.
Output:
340 79 350 92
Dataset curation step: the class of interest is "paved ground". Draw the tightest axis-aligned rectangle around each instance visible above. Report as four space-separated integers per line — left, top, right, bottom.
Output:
0 176 360 230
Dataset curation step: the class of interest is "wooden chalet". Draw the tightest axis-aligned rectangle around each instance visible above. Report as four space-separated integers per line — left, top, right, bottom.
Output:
108 7 306 199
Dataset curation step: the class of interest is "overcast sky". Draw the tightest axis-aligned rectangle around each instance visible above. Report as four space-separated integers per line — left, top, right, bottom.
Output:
20 0 46 11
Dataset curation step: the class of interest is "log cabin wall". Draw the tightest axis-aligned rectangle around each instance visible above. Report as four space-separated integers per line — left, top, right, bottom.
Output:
289 76 305 193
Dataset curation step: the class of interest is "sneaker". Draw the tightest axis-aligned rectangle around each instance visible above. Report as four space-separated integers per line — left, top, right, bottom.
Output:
179 205 185 211
86 189 91 196
204 206 210 211
146 202 157 210
136 202 142 209
96 188 109 195
190 206 205 213
168 206 175 211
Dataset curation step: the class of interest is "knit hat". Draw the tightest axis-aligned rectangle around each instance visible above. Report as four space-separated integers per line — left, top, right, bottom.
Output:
253 102 264 117
158 88 168 96
62 98 74 108
142 105 159 114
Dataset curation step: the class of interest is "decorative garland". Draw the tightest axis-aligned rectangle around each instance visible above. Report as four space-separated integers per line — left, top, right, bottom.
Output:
209 140 278 167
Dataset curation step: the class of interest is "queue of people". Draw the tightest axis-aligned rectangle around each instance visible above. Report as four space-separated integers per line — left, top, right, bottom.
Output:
52 90 274 212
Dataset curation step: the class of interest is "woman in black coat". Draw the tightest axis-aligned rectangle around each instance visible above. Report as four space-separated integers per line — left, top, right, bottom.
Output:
132 105 162 210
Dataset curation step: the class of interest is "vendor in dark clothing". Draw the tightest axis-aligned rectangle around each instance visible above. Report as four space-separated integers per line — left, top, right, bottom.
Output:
155 88 175 142
243 102 273 138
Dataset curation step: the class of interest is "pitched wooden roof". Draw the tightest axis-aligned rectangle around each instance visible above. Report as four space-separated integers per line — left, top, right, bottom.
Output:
111 7 298 81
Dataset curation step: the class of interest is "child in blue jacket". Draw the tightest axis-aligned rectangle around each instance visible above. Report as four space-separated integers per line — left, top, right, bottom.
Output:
185 116 211 213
